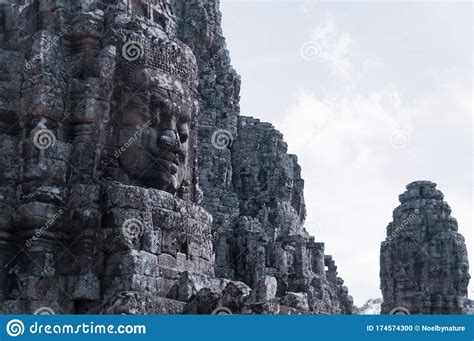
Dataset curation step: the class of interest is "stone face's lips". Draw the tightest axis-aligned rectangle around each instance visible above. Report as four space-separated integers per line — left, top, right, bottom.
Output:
145 150 179 175
152 157 179 175
149 148 180 165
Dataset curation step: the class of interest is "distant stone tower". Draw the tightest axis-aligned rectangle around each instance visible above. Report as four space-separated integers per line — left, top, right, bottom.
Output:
380 181 470 314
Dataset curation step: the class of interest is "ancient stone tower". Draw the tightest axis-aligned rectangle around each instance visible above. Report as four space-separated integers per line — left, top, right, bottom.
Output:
0 0 352 314
380 181 470 314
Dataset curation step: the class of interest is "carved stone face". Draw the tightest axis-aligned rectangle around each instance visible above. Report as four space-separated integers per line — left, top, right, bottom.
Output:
277 168 293 202
238 168 255 198
113 65 196 194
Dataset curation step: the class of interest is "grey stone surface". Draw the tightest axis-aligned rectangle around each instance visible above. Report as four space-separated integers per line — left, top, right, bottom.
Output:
171 0 353 315
380 181 471 314
0 0 354 315
249 276 278 303
281 292 310 311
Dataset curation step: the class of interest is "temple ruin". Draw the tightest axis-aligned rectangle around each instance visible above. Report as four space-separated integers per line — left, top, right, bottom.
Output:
380 181 470 314
0 0 352 315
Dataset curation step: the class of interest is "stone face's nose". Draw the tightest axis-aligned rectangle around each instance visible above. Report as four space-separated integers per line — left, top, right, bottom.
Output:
158 129 181 153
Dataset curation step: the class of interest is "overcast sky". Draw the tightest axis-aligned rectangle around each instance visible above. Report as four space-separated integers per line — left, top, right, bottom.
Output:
220 0 473 306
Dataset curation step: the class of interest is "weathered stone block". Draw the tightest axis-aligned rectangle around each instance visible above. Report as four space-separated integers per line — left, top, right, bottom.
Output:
105 250 158 276
250 276 277 303
102 275 158 297
176 271 229 302
156 277 178 298
66 273 101 300
160 229 178 257
218 281 251 312
104 182 151 211
18 276 60 301
71 98 109 124
281 292 309 311
142 230 162 255
152 208 181 231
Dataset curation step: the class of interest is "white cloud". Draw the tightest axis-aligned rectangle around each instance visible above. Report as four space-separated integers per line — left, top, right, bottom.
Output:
276 17 473 306
221 2 472 307
277 86 411 171
310 15 355 87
